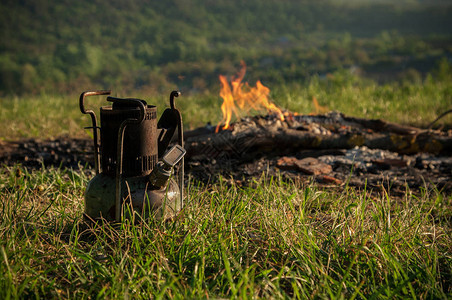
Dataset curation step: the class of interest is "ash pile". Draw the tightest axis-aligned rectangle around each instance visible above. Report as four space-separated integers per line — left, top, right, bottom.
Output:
184 112 452 194
0 138 94 170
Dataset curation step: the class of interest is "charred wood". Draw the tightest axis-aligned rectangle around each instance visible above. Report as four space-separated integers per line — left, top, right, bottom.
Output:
184 112 452 159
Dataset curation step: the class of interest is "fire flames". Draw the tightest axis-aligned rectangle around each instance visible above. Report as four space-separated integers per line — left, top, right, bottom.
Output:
216 61 285 132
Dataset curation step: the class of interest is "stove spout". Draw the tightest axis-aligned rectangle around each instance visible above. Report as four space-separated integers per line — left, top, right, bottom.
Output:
149 145 186 189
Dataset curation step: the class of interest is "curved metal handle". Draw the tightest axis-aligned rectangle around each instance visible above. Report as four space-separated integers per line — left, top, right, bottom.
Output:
108 97 147 221
79 90 111 114
107 97 146 125
170 90 180 110
79 90 111 174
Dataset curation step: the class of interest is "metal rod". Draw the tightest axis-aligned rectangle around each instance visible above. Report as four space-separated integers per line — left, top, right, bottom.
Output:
170 91 185 208
170 90 180 110
111 98 146 222
79 90 111 174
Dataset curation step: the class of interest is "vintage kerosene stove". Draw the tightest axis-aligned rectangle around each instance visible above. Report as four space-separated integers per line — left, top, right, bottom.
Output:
79 90 185 222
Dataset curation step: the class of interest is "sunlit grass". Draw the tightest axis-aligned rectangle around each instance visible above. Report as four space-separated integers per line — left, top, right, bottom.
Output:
273 73 452 128
0 165 450 298
1 73 451 141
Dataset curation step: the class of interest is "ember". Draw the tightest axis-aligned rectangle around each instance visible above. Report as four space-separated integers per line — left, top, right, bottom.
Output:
216 61 285 132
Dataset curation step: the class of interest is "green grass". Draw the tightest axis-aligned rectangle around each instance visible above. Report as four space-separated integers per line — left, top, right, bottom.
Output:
0 70 451 298
1 71 451 141
0 165 450 298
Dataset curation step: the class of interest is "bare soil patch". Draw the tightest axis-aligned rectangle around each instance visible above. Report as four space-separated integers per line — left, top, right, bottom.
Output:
1 113 451 195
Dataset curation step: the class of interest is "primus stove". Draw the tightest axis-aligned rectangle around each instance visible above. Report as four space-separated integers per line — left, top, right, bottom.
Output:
80 90 185 222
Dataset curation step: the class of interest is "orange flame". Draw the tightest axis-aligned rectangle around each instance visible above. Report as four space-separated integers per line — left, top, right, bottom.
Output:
216 61 284 132
312 96 329 114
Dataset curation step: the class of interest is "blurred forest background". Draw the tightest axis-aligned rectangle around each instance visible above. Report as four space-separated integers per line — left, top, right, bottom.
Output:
0 0 451 96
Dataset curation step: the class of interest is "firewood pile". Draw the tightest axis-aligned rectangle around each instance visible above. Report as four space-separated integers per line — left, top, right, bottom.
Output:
1 112 451 195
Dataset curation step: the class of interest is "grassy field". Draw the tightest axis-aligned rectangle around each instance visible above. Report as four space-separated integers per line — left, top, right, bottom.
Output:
0 75 451 298
0 166 450 298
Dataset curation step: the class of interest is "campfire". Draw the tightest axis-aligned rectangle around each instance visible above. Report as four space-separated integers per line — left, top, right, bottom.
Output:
183 62 452 194
216 61 285 132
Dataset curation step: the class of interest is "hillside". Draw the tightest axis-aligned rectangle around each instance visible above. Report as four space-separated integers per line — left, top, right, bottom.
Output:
0 0 451 95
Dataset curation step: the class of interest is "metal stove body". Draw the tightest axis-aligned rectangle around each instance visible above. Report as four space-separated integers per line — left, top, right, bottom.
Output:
79 90 185 222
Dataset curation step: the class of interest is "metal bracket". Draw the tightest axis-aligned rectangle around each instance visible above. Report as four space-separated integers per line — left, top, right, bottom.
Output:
79 90 111 174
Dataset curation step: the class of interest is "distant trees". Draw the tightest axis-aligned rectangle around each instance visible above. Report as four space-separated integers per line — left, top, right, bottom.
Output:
0 0 451 95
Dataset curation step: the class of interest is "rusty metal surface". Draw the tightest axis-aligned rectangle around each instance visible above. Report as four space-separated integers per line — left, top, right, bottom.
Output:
105 97 147 221
100 98 158 177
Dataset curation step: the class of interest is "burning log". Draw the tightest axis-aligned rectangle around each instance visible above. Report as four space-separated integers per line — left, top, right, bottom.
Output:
183 61 451 159
183 112 452 159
